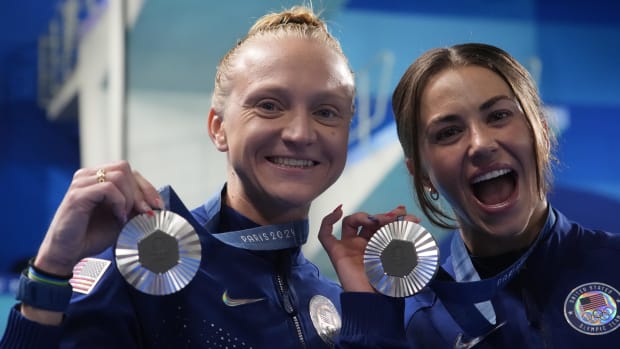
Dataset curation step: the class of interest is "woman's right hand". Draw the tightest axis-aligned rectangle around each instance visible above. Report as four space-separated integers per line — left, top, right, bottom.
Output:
33 161 164 276
318 205 419 293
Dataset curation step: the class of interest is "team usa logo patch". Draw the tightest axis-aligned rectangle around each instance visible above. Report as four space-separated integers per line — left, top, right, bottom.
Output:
564 282 620 335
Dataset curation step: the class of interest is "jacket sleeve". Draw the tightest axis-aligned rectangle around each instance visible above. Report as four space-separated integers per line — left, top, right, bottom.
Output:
335 292 409 349
0 305 63 349
0 250 141 349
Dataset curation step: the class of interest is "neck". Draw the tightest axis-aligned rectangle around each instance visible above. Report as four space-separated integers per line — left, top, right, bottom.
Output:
461 201 549 257
224 187 310 225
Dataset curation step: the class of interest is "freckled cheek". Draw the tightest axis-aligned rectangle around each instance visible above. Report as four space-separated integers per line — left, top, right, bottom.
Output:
326 128 349 147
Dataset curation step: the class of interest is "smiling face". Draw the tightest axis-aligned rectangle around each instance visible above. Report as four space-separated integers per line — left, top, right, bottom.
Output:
418 66 548 255
209 36 354 224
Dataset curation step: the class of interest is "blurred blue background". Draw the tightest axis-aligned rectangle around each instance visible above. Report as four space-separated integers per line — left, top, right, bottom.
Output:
2 0 619 332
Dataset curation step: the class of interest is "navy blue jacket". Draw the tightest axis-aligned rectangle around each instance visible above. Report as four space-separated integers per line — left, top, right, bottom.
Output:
406 208 620 348
0 187 406 349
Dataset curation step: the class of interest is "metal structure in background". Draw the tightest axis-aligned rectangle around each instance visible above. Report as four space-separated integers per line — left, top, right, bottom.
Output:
36 0 144 166
37 0 105 111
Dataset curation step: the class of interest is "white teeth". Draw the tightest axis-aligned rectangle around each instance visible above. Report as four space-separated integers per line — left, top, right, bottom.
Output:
472 169 511 184
270 157 315 168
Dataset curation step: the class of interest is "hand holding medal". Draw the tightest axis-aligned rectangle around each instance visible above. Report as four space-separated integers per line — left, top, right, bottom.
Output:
319 205 439 298
364 219 439 297
115 186 202 296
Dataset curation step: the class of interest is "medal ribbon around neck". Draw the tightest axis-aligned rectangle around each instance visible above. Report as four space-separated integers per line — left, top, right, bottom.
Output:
210 220 309 250
429 209 556 337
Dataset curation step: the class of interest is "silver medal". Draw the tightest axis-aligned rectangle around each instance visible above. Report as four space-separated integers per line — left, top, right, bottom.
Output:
115 210 201 295
364 220 439 297
309 295 341 345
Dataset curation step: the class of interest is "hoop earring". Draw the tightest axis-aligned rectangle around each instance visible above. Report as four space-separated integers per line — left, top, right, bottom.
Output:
428 188 439 201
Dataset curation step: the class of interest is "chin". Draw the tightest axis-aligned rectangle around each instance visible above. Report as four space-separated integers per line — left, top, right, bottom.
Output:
269 187 318 206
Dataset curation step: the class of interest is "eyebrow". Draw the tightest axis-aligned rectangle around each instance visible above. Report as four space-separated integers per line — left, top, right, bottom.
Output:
426 95 516 128
246 85 353 106
479 95 514 111
428 114 460 125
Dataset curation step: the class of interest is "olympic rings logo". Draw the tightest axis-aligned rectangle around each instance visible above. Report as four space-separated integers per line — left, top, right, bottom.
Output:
579 306 615 324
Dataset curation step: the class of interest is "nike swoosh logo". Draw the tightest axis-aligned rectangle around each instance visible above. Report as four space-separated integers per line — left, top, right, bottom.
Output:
222 290 266 307
454 321 506 349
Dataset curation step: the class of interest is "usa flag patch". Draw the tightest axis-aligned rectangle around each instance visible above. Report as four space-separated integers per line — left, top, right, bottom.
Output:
69 258 111 294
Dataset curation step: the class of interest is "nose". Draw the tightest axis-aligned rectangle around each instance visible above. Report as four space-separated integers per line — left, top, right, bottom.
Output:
468 124 498 165
281 111 317 145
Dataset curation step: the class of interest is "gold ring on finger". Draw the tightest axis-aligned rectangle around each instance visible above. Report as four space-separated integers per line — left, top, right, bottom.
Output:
96 168 106 183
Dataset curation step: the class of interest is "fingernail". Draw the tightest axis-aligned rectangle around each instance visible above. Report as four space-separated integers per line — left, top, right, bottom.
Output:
146 210 155 217
155 197 165 210
367 215 380 223
120 211 128 224
141 202 152 214
332 204 343 213
397 205 405 209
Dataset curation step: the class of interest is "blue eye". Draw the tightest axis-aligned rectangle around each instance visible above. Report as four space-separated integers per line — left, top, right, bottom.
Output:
314 107 348 127
254 100 284 118
315 109 336 118
258 101 277 111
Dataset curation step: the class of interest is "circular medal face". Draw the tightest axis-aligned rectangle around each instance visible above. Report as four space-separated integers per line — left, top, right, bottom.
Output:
364 220 439 297
309 295 341 345
115 210 201 295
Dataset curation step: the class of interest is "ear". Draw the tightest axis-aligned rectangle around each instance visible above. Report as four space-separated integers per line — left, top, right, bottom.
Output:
208 108 228 152
405 158 415 177
406 157 434 190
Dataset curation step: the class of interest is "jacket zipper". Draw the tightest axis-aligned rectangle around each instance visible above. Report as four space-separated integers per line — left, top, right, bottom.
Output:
275 273 307 348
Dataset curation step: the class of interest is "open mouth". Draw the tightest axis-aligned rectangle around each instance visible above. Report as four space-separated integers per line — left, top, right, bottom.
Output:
471 169 516 206
267 156 317 169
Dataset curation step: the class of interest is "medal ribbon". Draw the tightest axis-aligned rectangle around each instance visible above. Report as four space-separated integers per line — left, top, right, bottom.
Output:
162 185 309 251
209 220 309 250
429 209 556 337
